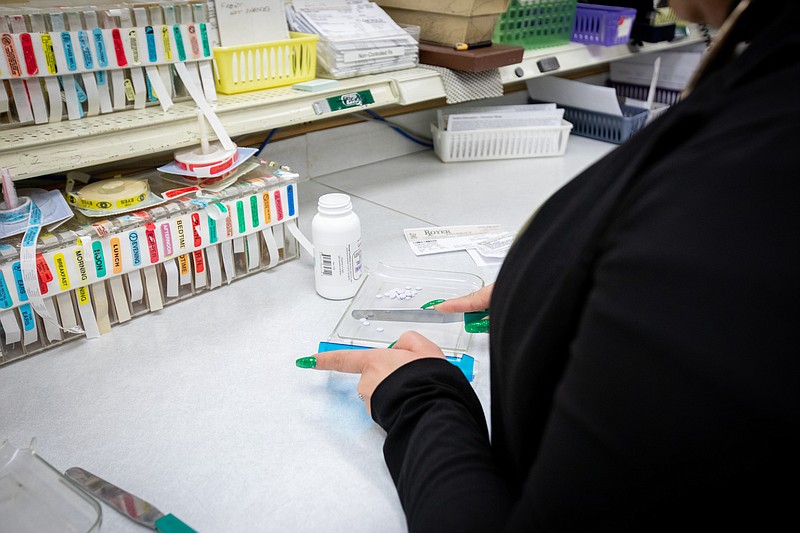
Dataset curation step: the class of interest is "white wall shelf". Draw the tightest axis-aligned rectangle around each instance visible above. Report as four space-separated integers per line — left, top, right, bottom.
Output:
1 28 704 181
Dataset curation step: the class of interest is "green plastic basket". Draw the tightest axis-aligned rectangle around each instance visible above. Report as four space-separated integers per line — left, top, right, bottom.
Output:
493 0 578 49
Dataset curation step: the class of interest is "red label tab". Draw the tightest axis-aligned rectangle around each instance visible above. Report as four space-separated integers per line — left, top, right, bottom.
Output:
145 223 159 263
193 250 205 273
20 33 38 75
191 213 202 247
274 190 284 221
112 28 128 66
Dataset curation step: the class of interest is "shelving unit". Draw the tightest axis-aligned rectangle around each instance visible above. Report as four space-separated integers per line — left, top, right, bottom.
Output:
0 27 705 181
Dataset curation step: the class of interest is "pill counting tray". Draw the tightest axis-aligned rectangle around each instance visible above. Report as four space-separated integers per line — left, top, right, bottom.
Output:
330 263 484 352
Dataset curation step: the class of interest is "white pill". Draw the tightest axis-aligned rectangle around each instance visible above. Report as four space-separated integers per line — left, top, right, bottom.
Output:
362 321 370 326
376 327 384 332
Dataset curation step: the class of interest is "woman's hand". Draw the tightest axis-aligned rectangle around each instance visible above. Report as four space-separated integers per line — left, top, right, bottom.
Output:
310 331 445 416
433 284 493 314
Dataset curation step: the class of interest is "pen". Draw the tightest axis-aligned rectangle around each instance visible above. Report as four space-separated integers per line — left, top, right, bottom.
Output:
454 40 492 51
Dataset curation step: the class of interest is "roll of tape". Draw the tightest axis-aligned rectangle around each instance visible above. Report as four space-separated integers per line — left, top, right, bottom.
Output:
66 178 150 211
0 196 32 223
174 141 238 177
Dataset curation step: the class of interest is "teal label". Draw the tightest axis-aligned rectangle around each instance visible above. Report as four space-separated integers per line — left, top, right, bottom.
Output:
200 23 210 57
172 24 186 61
61 31 77 71
208 215 218 243
92 241 106 277
93 28 108 67
236 200 246 234
20 304 35 331
0 271 12 308
145 26 157 62
250 195 259 228
11 262 27 301
78 31 93 68
129 231 142 266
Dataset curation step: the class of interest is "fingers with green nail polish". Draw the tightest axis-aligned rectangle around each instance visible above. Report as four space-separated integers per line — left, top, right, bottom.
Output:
295 356 317 368
421 298 446 309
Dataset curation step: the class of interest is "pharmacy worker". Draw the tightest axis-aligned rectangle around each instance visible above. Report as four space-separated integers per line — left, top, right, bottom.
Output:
299 0 800 530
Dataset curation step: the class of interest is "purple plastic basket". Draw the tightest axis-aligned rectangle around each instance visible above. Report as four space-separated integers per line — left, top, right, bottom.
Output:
571 3 637 46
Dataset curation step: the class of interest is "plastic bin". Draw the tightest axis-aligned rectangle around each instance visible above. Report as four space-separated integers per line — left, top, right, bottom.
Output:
571 3 636 46
610 81 682 106
559 104 648 144
432 120 573 162
493 0 578 50
213 32 318 95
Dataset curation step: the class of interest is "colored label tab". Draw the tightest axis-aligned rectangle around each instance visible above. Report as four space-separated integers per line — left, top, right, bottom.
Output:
129 231 142 266
20 33 38 75
0 271 12 309
145 26 157 62
128 29 139 65
61 31 77 71
208 215 218 244
2 34 22 77
11 262 27 301
287 185 295 217
145 223 159 263
78 31 93 68
76 285 90 306
172 24 185 61
54 253 70 290
41 33 57 74
188 24 200 58
92 28 108 67
193 250 205 273
20 304 35 331
274 190 284 221
327 90 375 112
161 26 172 61
91 241 106 278
236 200 246 234
175 218 188 250
199 23 210 57
111 237 123 274
161 223 174 256
262 192 272 224
191 213 202 247
73 248 90 283
112 28 127 67
178 254 190 275
250 195 259 228
36 254 53 283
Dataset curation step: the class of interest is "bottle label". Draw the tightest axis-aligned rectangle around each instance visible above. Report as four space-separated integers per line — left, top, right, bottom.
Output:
315 239 362 290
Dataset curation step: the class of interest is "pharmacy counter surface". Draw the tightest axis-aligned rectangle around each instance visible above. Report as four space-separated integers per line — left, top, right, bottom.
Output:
0 136 615 532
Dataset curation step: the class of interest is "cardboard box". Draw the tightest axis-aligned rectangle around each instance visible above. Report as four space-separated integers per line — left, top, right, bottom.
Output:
382 8 502 45
376 0 511 45
375 0 510 17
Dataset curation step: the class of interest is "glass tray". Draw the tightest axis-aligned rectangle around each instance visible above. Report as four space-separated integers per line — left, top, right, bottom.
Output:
330 263 484 353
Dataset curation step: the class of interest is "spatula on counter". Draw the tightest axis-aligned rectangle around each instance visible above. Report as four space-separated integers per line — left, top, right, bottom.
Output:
65 467 198 532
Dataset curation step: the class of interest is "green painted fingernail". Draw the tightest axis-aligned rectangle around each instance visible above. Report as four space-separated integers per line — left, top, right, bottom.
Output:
421 299 446 309
387 341 397 348
295 356 317 369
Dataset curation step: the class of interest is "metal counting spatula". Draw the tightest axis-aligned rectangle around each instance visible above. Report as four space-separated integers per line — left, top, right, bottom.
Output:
65 467 198 532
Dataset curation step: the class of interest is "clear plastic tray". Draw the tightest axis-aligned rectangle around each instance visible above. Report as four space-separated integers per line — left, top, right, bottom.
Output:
0 439 101 533
330 263 484 352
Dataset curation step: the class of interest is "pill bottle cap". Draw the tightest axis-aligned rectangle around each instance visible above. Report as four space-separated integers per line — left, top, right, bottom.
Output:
317 193 352 216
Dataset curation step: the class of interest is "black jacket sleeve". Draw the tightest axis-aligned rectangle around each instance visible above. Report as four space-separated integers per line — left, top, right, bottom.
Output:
371 359 512 533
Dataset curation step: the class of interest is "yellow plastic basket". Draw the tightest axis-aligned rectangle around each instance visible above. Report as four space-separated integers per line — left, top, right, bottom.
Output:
213 32 319 95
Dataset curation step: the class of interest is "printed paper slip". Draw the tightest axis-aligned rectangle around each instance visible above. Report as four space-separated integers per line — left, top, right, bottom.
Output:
446 110 564 132
437 103 556 130
404 225 506 256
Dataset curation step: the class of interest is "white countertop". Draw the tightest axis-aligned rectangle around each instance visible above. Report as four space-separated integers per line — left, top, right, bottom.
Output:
0 136 615 533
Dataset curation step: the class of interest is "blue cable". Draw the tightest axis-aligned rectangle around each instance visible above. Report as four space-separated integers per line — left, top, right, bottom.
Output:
363 109 434 148
258 128 278 154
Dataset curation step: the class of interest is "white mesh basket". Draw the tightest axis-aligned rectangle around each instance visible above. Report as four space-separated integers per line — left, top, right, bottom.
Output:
432 121 573 162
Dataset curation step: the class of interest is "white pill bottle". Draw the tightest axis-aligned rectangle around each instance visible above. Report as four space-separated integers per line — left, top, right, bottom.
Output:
312 193 363 299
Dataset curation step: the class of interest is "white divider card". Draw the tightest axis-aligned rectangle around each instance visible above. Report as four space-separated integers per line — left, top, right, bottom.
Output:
220 239 235 283
1 17 34 124
108 275 131 322
133 7 172 111
162 257 180 297
90 281 111 334
100 10 127 111
64 11 100 117
82 10 113 114
192 2 217 102
0 310 21 344
28 13 64 122
8 15 48 124
148 5 176 104
213 0 288 48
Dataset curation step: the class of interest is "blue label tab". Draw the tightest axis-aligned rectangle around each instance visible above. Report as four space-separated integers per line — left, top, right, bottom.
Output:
20 304 35 331
145 26 157 62
0 270 12 309
78 31 93 68
92 27 108 67
129 231 142 266
61 31 77 71
287 185 295 217
11 262 27 302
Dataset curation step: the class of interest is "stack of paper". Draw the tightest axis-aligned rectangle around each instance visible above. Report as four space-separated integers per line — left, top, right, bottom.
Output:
437 104 564 132
286 0 418 79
